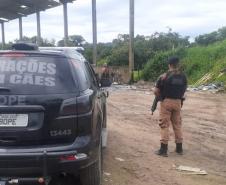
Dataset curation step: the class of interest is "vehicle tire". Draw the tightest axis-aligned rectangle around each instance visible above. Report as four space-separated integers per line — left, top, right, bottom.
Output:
80 143 102 185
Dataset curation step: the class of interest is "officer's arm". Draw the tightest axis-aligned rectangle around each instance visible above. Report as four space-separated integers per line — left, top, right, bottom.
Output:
154 76 162 97
154 87 161 97
182 75 188 95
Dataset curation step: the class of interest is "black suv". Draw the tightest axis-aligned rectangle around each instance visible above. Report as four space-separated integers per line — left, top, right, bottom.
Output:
0 43 108 185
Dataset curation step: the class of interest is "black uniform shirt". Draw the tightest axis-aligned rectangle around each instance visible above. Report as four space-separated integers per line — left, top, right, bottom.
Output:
156 70 187 99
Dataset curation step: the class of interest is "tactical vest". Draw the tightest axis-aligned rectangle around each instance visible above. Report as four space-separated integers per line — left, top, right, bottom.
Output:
162 71 187 100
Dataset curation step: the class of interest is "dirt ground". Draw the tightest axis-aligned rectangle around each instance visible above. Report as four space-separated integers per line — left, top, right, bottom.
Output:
102 86 226 185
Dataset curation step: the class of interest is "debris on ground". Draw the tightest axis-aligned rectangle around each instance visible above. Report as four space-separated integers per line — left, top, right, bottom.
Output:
145 91 151 95
107 85 134 92
134 80 154 91
104 172 111 176
187 82 225 93
193 73 213 86
112 82 119 85
175 165 208 175
115 157 125 162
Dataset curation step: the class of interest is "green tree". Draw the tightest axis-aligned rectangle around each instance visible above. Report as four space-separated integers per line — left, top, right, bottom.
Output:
142 48 186 81
194 26 226 46
57 35 86 47
108 45 129 66
15 36 55 46
0 42 13 50
83 32 189 67
195 32 220 46
83 43 93 63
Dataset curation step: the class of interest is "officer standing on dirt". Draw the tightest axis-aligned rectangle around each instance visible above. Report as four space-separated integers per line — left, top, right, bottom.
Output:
154 57 187 157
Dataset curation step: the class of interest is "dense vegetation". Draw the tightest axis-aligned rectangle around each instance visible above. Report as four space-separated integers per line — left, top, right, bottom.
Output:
183 40 226 84
83 31 190 70
83 27 226 85
142 27 226 84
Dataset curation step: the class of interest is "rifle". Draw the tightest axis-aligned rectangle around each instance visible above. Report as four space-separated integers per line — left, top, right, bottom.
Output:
151 97 185 115
181 97 185 107
151 96 161 115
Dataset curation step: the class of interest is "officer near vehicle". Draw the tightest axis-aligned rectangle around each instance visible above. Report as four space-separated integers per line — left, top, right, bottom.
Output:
100 63 111 87
154 56 187 157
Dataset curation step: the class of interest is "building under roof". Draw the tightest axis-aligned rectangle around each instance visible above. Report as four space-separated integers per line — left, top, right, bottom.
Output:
0 0 134 79
0 0 76 46
0 0 64 22
0 0 98 64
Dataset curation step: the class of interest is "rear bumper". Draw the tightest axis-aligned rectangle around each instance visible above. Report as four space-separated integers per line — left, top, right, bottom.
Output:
0 135 98 177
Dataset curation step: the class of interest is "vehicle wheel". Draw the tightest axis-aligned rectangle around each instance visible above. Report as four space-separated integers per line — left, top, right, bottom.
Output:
80 143 102 185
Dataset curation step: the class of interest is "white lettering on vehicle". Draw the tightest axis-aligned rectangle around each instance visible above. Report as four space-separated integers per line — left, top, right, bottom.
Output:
47 63 57 75
9 74 56 86
45 77 55 87
10 74 22 84
16 60 27 73
50 129 72 137
22 74 34 85
0 95 26 105
5 60 16 72
0 58 57 87
38 62 47 74
27 61 39 73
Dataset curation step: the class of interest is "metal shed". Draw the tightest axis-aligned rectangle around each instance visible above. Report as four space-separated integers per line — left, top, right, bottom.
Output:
0 0 98 64
0 0 75 45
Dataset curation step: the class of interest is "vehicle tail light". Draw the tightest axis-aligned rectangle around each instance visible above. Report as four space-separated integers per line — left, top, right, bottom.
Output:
60 91 93 116
60 155 77 161
60 153 87 161
76 92 93 114
2 53 26 57
60 98 77 116
38 178 45 184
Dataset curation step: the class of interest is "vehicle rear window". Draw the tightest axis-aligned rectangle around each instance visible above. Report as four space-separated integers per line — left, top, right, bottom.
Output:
71 59 90 91
0 54 76 95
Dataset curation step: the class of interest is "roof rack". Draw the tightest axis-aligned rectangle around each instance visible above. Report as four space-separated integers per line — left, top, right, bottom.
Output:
12 43 39 51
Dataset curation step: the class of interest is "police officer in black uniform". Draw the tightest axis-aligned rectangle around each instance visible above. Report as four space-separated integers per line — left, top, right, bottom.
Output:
154 57 187 157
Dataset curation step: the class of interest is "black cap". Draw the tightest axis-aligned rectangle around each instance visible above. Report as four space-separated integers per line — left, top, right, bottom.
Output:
168 56 180 65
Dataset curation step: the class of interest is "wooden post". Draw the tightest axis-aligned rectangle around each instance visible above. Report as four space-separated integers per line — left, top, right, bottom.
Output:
1 22 5 48
129 0 135 82
92 0 97 65
63 2 69 46
19 17 23 40
36 11 41 46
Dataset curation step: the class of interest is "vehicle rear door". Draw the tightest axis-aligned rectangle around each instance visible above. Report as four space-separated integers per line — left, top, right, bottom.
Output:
0 53 79 147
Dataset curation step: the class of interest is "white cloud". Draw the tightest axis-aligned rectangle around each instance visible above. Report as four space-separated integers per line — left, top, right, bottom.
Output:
1 0 226 43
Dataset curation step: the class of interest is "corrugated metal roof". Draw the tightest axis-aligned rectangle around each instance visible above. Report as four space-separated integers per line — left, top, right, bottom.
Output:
0 0 75 23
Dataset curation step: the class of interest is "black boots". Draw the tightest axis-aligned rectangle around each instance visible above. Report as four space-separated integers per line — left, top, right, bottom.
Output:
155 143 168 157
156 143 183 157
176 143 183 155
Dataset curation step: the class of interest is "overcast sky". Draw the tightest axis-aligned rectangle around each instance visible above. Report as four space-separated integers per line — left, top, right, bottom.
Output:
2 0 226 43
